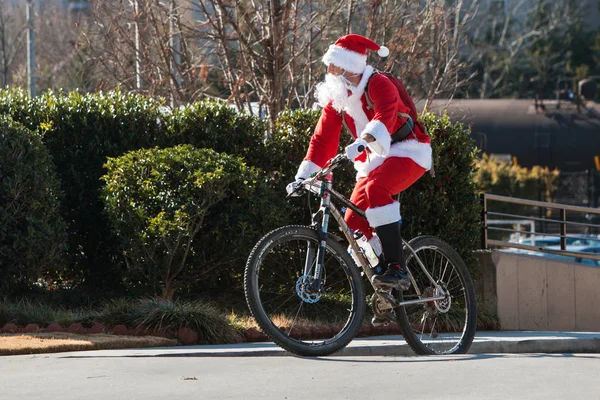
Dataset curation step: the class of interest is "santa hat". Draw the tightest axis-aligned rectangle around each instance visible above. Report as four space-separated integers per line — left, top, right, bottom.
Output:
322 34 389 74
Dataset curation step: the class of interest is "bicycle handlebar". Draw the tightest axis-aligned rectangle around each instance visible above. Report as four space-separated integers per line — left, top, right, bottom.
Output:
286 153 350 199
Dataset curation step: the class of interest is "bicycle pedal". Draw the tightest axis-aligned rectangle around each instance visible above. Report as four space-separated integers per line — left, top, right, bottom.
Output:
375 291 398 308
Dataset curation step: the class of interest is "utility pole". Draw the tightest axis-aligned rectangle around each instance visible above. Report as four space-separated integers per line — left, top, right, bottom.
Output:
26 0 36 97
170 0 182 106
134 0 142 91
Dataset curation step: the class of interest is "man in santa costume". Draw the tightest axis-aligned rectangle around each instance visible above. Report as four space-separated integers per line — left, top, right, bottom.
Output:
287 34 432 296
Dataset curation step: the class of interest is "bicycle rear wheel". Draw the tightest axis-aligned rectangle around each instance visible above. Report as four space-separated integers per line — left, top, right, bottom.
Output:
394 235 477 355
244 225 365 357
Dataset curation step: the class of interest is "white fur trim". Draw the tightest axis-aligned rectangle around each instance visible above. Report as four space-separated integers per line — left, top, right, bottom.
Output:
342 66 374 136
295 160 321 180
362 120 391 156
323 45 367 74
354 139 432 179
366 201 401 228
377 46 389 57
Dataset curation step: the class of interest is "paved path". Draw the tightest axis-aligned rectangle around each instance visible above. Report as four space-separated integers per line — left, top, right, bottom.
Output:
2 349 599 399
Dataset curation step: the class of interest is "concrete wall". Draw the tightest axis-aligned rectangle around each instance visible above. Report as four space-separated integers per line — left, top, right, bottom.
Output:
474 250 600 331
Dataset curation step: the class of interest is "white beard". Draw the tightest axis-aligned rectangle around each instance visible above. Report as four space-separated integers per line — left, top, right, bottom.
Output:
314 73 353 113
313 66 374 135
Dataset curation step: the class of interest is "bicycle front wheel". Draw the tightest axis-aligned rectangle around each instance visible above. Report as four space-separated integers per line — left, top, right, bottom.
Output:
394 235 477 355
244 225 365 357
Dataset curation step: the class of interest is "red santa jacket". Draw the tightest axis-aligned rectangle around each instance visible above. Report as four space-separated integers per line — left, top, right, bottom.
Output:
295 66 432 180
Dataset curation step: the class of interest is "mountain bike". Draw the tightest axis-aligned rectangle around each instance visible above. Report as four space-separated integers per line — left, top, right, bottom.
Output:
244 153 477 357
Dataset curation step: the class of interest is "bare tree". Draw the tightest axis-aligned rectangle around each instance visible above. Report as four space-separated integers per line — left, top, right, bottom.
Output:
85 0 211 105
192 0 345 131
33 3 99 93
0 1 26 88
466 0 584 98
80 0 503 120
345 0 478 111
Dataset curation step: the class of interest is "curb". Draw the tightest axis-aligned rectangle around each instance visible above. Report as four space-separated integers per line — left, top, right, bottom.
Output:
114 332 600 358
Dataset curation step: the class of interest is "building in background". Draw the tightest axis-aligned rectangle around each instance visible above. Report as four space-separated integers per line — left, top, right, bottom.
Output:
422 97 600 207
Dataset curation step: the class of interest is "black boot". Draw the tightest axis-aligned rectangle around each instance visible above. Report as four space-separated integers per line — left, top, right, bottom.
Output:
372 262 410 290
371 221 410 291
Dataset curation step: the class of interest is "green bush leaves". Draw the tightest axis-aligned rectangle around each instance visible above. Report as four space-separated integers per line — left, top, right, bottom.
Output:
102 145 285 298
0 117 66 294
0 88 483 296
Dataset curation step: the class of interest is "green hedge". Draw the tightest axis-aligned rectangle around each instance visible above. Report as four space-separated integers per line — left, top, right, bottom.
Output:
102 145 287 298
0 89 167 292
0 89 270 293
163 101 266 167
0 88 482 297
0 117 66 294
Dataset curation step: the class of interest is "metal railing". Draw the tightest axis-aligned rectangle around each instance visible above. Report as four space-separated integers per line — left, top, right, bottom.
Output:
481 193 600 263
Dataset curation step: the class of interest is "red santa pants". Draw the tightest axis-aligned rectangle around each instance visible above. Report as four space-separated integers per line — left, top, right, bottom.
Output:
344 156 426 239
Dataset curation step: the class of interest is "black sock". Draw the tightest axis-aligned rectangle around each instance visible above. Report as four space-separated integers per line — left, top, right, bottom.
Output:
375 221 406 270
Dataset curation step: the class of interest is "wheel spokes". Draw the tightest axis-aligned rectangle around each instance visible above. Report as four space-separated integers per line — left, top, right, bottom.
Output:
403 246 470 354
255 236 357 344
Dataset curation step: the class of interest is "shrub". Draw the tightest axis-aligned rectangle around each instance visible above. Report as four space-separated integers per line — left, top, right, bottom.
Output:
163 101 266 167
474 153 560 201
102 145 286 298
0 88 47 131
264 109 357 225
0 299 82 327
40 90 168 290
0 117 66 295
0 298 244 343
125 298 243 344
474 154 561 240
0 88 167 291
400 112 481 274
0 90 271 294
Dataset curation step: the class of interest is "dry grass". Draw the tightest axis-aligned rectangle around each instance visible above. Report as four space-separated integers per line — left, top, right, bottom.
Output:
228 312 340 330
0 332 177 356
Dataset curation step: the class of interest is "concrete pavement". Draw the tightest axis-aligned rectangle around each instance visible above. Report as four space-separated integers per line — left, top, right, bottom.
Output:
57 331 600 358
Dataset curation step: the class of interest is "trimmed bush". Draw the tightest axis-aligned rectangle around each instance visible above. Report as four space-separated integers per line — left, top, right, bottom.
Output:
0 117 66 295
0 88 167 291
0 90 271 294
41 90 167 290
0 88 48 131
102 145 286 298
163 101 266 167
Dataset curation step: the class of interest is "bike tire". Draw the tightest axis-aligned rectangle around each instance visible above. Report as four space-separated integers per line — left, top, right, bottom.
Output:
394 235 477 355
244 225 365 357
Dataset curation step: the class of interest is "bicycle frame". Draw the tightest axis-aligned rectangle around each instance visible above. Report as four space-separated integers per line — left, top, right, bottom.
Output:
300 156 446 308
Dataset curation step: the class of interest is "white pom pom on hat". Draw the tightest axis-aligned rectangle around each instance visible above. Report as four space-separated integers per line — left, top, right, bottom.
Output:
377 46 389 57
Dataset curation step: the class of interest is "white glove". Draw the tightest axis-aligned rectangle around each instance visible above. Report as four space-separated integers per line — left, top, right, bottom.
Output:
286 178 305 197
345 139 367 161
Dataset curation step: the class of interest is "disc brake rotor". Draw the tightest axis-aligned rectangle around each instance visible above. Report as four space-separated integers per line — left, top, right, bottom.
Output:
422 285 451 314
434 284 451 313
295 275 323 303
